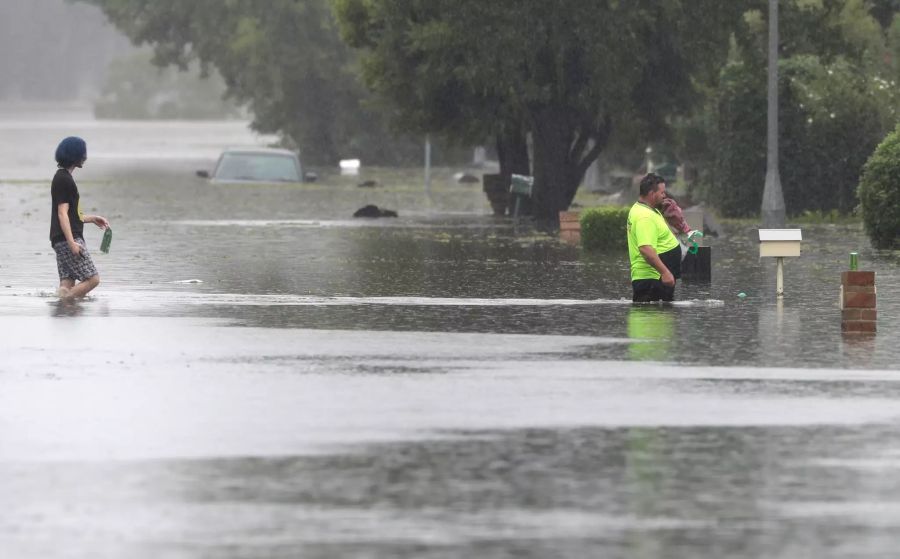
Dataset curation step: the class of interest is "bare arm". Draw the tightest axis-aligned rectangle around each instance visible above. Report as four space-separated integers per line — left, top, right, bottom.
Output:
57 203 81 255
639 245 675 286
83 214 110 229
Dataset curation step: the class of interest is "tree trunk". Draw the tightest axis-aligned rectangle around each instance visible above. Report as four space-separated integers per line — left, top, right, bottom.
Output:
495 120 532 216
530 106 609 223
496 121 530 180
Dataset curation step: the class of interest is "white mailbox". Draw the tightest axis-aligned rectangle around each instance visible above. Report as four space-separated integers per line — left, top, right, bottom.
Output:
759 229 802 257
758 229 802 297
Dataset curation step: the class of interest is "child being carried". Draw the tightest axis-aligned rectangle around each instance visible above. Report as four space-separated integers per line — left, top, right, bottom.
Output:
660 194 702 259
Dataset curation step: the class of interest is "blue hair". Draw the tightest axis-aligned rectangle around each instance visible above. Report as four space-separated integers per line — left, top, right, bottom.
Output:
55 136 87 168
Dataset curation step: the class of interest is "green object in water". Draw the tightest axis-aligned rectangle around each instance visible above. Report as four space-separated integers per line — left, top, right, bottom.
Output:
100 227 112 253
849 251 858 271
687 230 703 255
738 292 747 299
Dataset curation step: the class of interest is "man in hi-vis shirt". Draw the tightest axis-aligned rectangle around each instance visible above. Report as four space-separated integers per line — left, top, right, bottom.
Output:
627 173 681 302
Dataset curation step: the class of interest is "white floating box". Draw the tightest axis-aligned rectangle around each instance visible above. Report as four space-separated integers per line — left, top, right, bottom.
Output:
758 229 802 258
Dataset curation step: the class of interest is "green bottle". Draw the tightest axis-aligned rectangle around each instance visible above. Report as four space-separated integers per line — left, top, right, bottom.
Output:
100 227 112 254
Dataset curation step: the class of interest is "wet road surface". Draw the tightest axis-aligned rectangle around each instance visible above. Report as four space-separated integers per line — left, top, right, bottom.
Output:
1 108 899 558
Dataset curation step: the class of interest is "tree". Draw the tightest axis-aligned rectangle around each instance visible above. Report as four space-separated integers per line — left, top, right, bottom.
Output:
0 0 128 102
870 0 900 29
335 0 532 190
858 122 900 248
698 0 899 217
79 0 424 164
334 0 746 220
710 54 897 217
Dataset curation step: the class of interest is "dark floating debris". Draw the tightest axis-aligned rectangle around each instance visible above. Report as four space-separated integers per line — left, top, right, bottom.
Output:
353 204 398 218
454 172 480 184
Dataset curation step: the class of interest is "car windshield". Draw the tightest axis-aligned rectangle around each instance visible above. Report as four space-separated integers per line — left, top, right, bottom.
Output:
215 153 300 182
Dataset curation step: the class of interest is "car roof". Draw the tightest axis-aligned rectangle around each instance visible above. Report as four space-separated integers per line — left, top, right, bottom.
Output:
221 147 298 157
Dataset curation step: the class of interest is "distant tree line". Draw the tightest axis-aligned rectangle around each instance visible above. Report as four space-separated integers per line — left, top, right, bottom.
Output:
79 0 900 220
94 53 244 120
0 0 130 102
77 0 438 165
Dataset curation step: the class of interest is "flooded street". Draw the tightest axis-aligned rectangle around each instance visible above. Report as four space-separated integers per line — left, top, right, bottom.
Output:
2 106 900 558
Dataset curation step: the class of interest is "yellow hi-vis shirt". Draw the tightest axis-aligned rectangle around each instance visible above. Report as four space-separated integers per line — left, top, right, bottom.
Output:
627 202 679 281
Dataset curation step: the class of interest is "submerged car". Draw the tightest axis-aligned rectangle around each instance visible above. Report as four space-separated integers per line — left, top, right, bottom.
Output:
197 148 315 183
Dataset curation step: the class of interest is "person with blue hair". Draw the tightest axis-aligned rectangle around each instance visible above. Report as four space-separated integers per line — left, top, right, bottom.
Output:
49 136 110 299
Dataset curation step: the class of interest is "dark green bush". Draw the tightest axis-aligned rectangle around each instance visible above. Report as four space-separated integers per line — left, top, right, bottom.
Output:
580 206 630 250
709 56 897 217
858 123 900 249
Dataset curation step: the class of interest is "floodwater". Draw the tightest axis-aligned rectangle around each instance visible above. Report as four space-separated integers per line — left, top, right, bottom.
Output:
1 105 900 558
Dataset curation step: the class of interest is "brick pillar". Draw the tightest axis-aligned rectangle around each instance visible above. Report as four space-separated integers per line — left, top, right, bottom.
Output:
559 211 581 244
841 271 876 333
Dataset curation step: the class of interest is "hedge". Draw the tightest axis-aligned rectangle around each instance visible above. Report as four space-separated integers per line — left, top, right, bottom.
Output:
580 206 630 250
709 56 897 217
858 123 900 249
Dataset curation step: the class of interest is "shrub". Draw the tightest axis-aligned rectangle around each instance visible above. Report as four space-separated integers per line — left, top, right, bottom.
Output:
858 123 900 249
710 56 898 217
580 206 630 250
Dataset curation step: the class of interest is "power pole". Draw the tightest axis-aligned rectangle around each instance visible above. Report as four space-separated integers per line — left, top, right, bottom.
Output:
424 134 432 201
762 0 786 228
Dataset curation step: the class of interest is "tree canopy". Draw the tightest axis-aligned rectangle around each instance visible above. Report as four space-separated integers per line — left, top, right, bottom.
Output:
81 0 899 219
695 0 900 218
79 0 424 164
335 0 748 218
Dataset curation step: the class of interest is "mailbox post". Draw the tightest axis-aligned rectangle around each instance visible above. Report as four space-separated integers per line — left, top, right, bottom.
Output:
509 174 534 218
759 229 802 297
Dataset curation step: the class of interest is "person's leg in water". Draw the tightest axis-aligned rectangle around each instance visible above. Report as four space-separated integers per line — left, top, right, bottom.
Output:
62 274 99 300
54 239 100 300
633 279 675 303
633 279 662 302
57 278 74 298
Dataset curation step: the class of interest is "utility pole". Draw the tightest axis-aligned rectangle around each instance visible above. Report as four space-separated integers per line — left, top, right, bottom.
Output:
424 134 432 201
762 0 786 228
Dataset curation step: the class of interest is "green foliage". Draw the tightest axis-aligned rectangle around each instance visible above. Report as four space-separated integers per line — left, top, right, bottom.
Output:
580 206 630 251
708 55 898 217
682 0 900 215
858 123 900 248
869 0 900 29
889 14 900 81
78 0 426 164
794 209 859 224
737 0 886 68
334 0 747 218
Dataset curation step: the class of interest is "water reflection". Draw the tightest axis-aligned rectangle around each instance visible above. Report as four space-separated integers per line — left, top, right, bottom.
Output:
50 298 85 318
756 298 802 366
627 306 675 361
5 424 900 558
5 111 900 559
840 334 877 368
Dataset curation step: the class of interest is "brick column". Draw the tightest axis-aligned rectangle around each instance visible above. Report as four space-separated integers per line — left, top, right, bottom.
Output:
841 271 876 333
559 211 581 244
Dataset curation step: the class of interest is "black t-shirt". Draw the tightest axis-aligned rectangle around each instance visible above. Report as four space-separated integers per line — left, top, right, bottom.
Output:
49 168 83 245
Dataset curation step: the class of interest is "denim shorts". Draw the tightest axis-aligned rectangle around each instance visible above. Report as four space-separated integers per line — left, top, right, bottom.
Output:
53 238 98 282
